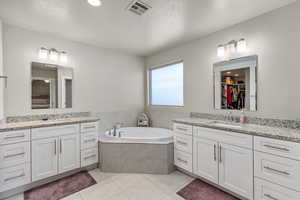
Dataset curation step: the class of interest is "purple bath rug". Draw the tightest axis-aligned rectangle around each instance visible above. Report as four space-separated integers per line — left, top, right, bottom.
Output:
177 179 239 200
24 171 96 200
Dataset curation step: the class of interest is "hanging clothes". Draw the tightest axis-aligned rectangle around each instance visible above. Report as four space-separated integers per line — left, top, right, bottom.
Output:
232 87 239 102
226 86 232 105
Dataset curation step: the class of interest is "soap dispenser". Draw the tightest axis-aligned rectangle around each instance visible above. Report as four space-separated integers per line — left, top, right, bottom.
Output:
240 110 246 124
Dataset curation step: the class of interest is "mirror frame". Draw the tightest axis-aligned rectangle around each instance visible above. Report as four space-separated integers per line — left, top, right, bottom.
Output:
213 55 258 111
30 62 73 110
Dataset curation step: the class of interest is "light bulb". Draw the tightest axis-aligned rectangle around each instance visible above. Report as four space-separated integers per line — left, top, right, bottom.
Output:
87 0 102 7
227 41 236 54
49 49 59 62
237 38 247 53
217 45 225 57
60 51 68 63
38 47 48 60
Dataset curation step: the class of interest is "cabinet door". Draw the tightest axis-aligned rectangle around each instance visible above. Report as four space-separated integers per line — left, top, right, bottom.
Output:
219 143 253 200
59 134 80 173
193 137 218 184
32 138 58 181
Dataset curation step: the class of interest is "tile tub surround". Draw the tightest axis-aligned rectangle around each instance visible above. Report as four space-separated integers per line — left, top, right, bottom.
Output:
0 116 99 132
100 142 174 174
6 112 91 123
173 117 300 143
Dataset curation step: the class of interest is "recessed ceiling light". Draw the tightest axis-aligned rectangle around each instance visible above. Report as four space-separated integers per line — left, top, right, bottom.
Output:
234 74 239 77
87 0 102 7
226 71 231 74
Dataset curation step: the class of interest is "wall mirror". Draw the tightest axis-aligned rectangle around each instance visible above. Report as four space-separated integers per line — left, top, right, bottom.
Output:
31 62 73 109
213 55 257 111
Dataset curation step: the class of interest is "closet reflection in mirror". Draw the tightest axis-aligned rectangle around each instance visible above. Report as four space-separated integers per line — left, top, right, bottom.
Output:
31 62 73 109
214 55 257 111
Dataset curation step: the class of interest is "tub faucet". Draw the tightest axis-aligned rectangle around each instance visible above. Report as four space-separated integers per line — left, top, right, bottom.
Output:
112 125 117 136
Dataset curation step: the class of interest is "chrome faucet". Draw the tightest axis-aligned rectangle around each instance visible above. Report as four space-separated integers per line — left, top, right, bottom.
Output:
112 125 117 136
112 122 122 137
226 111 234 122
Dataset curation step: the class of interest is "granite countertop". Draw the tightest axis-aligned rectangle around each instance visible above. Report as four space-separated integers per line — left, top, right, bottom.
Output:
173 117 300 143
0 117 100 132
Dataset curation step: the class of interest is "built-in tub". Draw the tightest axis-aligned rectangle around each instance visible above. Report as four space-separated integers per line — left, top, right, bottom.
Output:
99 127 174 174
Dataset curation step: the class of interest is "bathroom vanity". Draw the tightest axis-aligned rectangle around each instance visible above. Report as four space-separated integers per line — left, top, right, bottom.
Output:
173 118 300 200
0 117 99 198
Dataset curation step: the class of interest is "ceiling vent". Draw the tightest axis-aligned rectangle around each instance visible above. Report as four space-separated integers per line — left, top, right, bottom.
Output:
127 0 151 16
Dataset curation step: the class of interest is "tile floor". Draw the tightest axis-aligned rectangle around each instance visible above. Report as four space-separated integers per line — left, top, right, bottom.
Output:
5 169 193 200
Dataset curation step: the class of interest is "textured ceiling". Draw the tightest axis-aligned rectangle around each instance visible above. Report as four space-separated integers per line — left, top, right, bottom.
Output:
0 0 296 56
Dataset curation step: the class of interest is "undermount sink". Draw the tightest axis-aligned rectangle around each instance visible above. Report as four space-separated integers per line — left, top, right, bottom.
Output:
209 121 242 128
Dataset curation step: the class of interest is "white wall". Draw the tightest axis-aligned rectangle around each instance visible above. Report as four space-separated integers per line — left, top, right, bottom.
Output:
145 1 300 122
3 24 144 119
0 20 3 120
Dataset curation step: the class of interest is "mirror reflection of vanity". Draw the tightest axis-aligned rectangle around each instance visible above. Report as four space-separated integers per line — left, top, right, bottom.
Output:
214 55 257 111
31 62 73 109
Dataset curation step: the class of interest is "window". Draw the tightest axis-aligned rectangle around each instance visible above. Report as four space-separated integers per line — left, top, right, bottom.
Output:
149 62 184 106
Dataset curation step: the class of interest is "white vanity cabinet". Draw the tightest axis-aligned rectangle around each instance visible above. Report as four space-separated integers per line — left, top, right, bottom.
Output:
218 142 253 198
173 123 193 172
0 129 31 193
193 126 253 200
0 119 99 196
254 136 300 199
32 137 58 181
193 137 219 183
80 122 98 167
31 124 80 181
173 122 254 200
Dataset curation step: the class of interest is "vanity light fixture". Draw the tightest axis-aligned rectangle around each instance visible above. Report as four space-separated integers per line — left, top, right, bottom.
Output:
227 40 236 54
87 0 102 7
217 38 247 58
38 47 68 64
237 38 247 53
49 48 59 62
217 45 225 57
38 47 48 60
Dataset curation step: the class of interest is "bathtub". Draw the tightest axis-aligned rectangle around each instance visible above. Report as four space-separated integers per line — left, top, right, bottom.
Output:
99 127 174 144
99 127 174 174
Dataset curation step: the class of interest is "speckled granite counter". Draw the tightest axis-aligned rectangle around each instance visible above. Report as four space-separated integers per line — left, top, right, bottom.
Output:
173 117 300 143
0 117 99 132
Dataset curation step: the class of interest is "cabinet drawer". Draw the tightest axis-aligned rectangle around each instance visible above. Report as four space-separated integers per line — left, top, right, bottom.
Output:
81 132 98 150
173 123 192 136
254 136 300 160
193 126 253 149
32 124 79 140
0 142 30 169
81 148 98 167
81 122 98 133
0 129 30 145
255 178 300 200
174 133 192 154
174 149 192 172
0 163 31 192
254 151 300 191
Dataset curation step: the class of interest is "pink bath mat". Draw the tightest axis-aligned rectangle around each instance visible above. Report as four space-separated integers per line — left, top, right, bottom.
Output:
177 179 239 200
24 171 96 200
